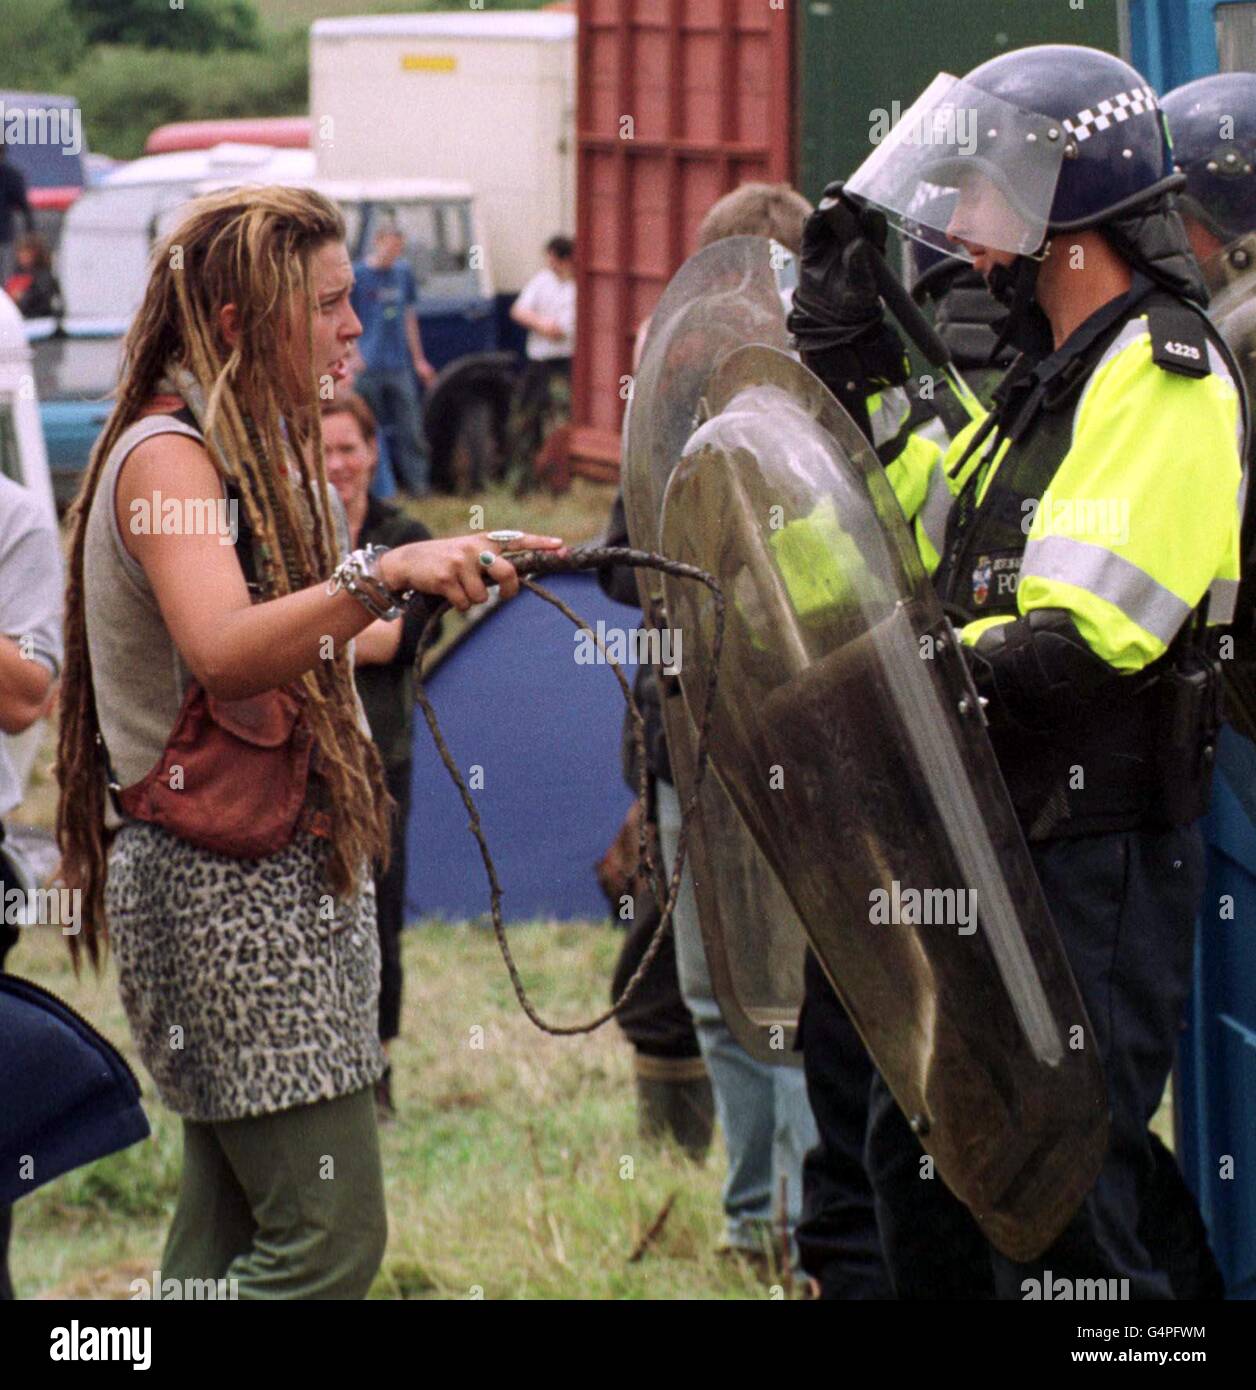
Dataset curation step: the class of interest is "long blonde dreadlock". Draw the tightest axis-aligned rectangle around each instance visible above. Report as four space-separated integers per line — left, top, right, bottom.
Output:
58 184 392 971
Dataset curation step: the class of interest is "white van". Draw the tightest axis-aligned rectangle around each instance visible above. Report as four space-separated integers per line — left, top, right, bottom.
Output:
54 155 507 498
59 144 318 329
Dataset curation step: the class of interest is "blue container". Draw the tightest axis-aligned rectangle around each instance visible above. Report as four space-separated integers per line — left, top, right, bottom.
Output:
416 293 498 369
1178 727 1256 1298
1127 0 1220 90
1131 0 1256 1299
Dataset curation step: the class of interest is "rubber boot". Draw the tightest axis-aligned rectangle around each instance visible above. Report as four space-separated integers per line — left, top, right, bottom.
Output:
634 1052 715 1161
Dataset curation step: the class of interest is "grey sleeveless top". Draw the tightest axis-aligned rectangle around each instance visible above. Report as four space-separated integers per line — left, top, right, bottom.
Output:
83 414 357 829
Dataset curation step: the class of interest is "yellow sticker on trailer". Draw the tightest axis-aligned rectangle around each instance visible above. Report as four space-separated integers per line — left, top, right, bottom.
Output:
401 55 457 72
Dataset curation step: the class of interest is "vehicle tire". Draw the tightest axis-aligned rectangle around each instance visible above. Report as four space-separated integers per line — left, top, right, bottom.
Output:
448 396 498 495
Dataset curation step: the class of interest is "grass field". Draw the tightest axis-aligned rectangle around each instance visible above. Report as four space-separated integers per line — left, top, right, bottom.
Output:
8 474 789 1302
11 918 785 1301
405 476 616 550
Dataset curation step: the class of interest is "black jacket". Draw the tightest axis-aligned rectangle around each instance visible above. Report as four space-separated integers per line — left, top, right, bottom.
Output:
354 497 440 770
11 268 61 319
0 164 32 245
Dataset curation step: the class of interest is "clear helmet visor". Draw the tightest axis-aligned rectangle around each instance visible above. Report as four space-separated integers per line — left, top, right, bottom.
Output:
845 73 1068 260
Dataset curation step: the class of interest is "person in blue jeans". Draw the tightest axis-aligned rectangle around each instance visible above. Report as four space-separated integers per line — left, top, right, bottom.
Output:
654 779 818 1267
598 183 822 1275
351 224 436 497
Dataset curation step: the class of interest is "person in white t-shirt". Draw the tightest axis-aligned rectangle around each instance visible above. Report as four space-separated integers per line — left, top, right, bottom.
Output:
506 235 575 488
0 469 63 1301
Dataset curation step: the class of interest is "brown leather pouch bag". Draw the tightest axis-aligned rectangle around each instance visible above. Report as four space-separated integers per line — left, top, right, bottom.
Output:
116 681 323 858
108 393 330 858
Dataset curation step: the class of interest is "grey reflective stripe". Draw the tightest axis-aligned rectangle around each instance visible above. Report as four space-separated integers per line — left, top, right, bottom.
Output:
869 386 910 449
1020 533 1191 645
918 458 953 557
916 413 951 450
1208 577 1239 625
1058 313 1246 641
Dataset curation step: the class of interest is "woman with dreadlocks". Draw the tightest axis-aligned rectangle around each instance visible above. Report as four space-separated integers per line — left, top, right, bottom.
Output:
56 185 563 1297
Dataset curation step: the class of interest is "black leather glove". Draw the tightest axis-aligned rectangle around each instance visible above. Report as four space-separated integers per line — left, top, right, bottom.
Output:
962 610 1122 733
788 183 892 347
788 183 909 422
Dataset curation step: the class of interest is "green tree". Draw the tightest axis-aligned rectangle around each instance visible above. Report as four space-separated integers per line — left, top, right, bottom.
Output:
0 0 88 93
67 0 261 52
68 29 307 158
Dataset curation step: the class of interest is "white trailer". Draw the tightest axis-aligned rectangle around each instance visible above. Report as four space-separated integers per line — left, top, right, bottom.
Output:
310 10 575 296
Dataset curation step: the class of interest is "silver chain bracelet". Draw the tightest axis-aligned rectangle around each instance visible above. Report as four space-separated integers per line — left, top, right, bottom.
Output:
327 545 412 622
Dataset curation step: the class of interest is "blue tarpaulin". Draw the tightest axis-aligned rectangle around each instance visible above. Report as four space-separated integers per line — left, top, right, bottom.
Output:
404 572 642 923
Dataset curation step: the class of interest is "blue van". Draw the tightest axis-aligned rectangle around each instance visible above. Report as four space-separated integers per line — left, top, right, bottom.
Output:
0 91 87 251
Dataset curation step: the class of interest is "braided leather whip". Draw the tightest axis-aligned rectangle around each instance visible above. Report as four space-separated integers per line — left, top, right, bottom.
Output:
409 544 725 1036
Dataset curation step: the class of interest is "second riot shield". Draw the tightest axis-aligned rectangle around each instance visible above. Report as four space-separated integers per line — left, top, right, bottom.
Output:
622 236 806 1063
660 344 1110 1262
1205 235 1256 745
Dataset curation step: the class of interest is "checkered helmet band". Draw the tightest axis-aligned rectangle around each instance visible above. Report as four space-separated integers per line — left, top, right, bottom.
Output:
1062 86 1159 144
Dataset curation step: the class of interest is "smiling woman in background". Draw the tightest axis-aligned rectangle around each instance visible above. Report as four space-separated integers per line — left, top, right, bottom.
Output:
319 391 437 1120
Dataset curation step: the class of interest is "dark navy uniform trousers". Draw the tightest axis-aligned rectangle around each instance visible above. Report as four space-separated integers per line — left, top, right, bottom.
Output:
804 825 1208 1300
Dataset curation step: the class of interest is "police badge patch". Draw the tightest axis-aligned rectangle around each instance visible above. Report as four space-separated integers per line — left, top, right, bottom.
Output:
972 554 992 607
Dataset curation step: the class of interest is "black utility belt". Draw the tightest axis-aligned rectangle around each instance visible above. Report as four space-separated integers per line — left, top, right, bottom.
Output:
996 651 1223 836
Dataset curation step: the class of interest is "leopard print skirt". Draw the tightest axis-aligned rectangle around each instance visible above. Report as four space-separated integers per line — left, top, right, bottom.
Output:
106 821 386 1122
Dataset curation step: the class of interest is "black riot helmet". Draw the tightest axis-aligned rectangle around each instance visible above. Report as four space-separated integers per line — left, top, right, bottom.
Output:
1162 73 1256 248
847 45 1204 353
848 45 1178 259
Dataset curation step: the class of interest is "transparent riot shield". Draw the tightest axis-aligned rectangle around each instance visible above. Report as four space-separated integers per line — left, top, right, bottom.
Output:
659 344 1110 1262
1205 234 1256 744
622 236 805 1063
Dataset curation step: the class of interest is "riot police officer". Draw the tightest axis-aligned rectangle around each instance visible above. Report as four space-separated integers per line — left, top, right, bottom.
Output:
794 230 1014 1301
790 44 1246 1299
1162 72 1256 734
1162 71 1256 272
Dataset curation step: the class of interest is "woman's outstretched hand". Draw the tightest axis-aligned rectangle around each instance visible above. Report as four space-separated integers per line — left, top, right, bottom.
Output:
380 534 568 612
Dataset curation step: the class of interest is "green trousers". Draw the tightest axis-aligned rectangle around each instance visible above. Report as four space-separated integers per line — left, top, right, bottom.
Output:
162 1086 387 1299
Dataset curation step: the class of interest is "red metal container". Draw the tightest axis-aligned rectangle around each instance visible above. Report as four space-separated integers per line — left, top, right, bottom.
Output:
572 0 795 469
